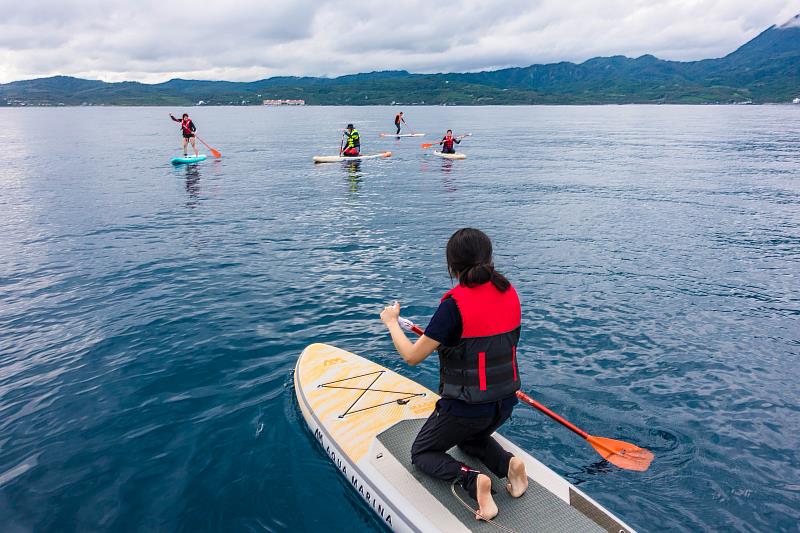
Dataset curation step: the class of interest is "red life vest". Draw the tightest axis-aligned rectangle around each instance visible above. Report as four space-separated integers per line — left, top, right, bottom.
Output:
181 118 194 135
442 136 455 151
438 282 521 403
395 114 402 125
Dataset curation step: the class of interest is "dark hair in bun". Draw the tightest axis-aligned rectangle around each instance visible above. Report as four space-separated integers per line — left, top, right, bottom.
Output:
446 228 510 292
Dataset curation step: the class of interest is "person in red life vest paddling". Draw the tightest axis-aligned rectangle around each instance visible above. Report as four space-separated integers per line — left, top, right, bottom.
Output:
394 111 406 134
169 113 198 157
439 129 461 154
342 124 361 157
380 228 528 522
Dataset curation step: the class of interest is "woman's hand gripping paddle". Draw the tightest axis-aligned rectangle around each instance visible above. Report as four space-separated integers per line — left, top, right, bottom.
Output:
194 135 222 159
397 316 654 472
421 133 472 149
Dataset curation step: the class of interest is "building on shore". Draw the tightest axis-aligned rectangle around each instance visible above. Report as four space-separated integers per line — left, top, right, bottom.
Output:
793 97 800 104
263 99 305 106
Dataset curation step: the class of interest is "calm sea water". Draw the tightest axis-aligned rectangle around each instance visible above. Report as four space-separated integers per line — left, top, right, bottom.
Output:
0 105 798 532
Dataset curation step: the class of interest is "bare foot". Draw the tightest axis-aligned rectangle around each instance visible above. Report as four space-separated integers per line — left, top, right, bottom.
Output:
475 474 498 521
506 457 528 498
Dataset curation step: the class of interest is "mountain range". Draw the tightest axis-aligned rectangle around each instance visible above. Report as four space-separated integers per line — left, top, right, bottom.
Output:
1 15 798 106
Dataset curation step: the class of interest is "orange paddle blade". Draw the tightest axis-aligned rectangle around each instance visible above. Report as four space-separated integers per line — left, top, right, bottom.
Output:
421 143 435 149
587 435 654 471
195 135 222 159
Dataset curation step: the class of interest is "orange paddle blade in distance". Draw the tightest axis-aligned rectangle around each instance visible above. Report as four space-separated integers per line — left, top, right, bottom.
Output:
421 143 435 149
195 135 222 159
587 435 654 472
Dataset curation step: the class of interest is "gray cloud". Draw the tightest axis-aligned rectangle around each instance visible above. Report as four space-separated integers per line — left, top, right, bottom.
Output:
0 0 796 83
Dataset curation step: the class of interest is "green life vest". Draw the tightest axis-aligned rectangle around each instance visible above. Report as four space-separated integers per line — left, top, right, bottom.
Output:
346 129 360 149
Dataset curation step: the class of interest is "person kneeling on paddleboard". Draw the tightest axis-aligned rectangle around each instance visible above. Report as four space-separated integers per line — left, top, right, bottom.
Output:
380 228 528 522
342 124 361 157
439 129 461 154
394 111 406 134
170 113 198 157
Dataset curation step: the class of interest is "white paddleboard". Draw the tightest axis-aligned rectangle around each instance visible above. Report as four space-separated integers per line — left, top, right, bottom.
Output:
294 343 636 533
313 152 392 163
433 151 467 160
380 133 426 137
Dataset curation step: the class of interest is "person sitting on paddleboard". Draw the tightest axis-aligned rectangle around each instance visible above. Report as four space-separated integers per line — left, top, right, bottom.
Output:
170 113 198 157
439 129 461 154
380 228 528 522
342 124 361 157
394 111 406 134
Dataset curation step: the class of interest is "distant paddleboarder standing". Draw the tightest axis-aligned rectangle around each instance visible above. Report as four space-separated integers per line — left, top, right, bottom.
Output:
169 113 198 157
380 228 529 522
342 124 361 157
394 112 407 134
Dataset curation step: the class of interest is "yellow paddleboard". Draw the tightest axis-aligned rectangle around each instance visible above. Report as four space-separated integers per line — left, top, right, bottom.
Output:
294 343 635 533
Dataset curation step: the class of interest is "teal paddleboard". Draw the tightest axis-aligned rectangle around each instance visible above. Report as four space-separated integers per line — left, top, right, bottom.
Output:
171 154 207 165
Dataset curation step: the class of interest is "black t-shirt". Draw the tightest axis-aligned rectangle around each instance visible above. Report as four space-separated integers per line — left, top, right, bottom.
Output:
424 297 518 417
424 297 462 347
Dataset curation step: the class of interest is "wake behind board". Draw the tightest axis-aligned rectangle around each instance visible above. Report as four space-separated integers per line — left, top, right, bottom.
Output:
433 151 467 160
380 133 426 137
294 343 636 533
171 154 207 165
313 152 392 163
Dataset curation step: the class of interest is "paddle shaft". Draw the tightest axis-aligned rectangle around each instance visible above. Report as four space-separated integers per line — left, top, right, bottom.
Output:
397 317 424 336
194 134 221 158
515 391 589 439
194 134 210 149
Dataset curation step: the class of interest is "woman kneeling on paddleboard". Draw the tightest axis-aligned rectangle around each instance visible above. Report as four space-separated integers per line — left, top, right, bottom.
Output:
342 124 361 157
380 228 528 521
439 129 461 154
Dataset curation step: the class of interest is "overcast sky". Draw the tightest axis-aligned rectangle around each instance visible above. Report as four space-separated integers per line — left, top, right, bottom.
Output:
0 1 797 84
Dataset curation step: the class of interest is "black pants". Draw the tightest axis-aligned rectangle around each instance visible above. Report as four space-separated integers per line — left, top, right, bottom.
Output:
396 123 401 134
411 400 514 500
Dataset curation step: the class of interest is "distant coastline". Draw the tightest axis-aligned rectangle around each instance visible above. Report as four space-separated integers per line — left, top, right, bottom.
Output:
4 102 795 108
1 17 798 107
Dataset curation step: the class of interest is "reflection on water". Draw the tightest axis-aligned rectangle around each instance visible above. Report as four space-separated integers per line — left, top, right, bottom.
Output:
345 160 363 193
436 157 458 192
184 165 201 207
